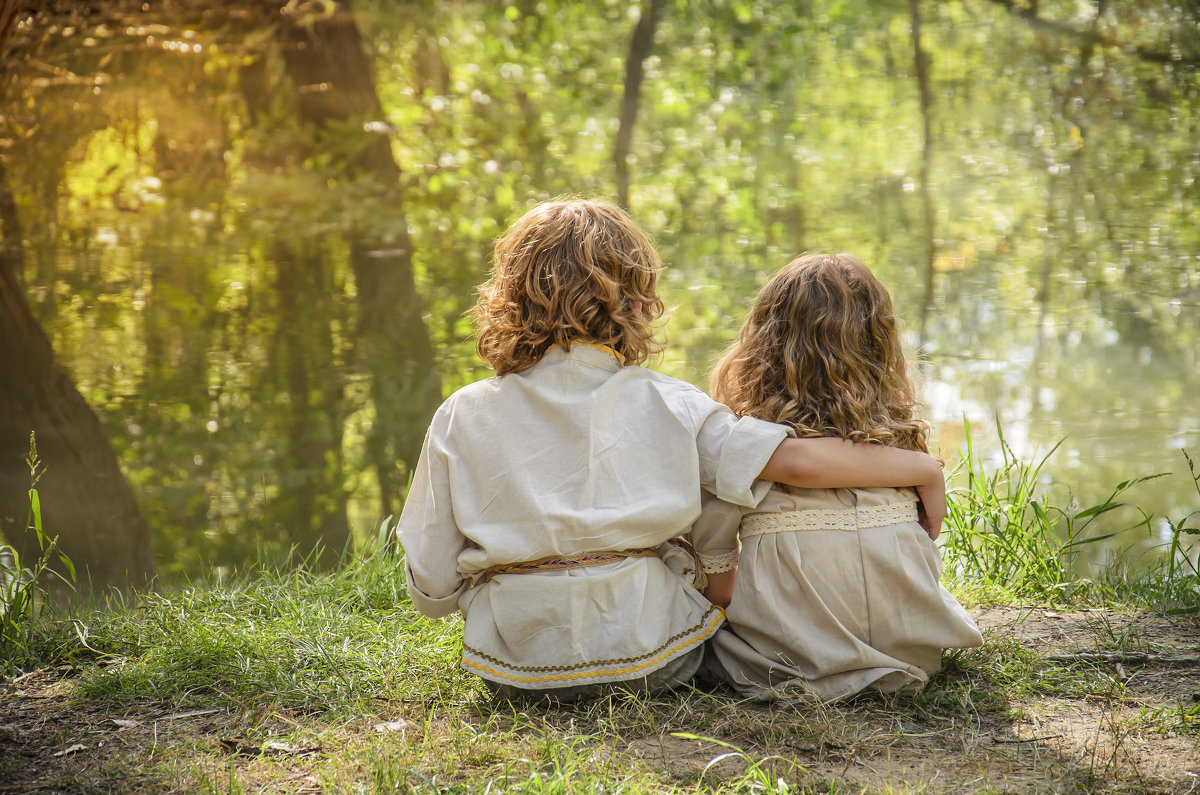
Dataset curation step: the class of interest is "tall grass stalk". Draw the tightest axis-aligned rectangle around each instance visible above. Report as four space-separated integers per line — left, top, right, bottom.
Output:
1113 450 1200 614
1 432 76 673
941 419 1158 603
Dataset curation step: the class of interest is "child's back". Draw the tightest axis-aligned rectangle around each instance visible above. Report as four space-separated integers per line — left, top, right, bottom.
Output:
701 254 983 702
399 200 791 699
400 210 951 702
403 341 784 690
701 483 981 701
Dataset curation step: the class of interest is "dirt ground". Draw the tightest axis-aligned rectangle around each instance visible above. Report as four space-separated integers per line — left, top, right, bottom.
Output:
2 606 1199 794
628 607 1200 793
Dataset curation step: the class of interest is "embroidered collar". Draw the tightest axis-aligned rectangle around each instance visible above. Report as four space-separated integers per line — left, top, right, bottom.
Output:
538 341 626 372
565 340 626 364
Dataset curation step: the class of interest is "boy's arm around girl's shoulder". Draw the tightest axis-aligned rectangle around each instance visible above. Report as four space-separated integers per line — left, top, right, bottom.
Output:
759 437 947 540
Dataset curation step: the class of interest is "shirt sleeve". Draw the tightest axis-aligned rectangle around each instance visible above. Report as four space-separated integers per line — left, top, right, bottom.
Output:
688 489 745 574
696 411 791 507
396 416 469 618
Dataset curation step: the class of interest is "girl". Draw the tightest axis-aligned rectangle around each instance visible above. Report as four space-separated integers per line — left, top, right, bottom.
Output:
700 253 983 702
398 203 949 702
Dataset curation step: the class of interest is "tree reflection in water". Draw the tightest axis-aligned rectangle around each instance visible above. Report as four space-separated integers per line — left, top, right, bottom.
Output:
1 0 1196 581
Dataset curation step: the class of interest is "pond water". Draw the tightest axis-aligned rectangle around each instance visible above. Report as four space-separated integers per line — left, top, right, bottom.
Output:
661 260 1199 575
5 1 1198 579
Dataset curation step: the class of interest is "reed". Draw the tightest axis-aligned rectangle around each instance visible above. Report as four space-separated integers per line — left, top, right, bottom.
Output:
943 420 1200 613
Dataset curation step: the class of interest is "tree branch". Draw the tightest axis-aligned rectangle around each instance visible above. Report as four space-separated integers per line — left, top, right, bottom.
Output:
614 0 665 210
1047 651 1200 667
983 0 1200 68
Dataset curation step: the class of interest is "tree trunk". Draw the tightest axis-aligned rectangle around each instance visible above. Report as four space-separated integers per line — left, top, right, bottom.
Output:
614 0 665 210
909 0 937 345
273 241 350 560
271 0 441 520
0 159 155 594
234 47 353 562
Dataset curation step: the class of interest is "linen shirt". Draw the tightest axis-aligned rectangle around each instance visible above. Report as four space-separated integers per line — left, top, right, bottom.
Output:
397 344 789 689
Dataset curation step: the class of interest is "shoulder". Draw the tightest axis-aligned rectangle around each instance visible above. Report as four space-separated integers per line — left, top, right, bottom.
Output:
444 375 503 403
613 367 732 427
429 376 503 427
616 366 723 407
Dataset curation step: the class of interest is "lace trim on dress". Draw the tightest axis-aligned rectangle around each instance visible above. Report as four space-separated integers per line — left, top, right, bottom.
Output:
697 550 740 574
741 500 919 537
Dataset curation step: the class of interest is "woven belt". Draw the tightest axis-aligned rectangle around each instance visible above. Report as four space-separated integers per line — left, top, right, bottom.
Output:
482 547 658 581
741 500 919 538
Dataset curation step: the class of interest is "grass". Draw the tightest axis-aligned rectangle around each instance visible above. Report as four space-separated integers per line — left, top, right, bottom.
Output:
1 423 1198 792
65 528 473 715
941 420 1199 612
4 541 1195 793
1 432 77 674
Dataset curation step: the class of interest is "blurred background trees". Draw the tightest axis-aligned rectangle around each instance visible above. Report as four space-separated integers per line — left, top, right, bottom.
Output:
1 0 1197 586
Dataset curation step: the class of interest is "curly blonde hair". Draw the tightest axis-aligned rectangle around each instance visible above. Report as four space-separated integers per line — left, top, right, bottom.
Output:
475 200 665 375
711 253 929 452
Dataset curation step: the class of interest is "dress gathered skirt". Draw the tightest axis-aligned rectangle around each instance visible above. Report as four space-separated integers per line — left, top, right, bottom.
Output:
706 486 984 702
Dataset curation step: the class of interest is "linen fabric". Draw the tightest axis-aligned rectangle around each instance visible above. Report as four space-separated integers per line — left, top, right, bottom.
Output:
701 485 984 702
398 344 790 690
481 644 706 704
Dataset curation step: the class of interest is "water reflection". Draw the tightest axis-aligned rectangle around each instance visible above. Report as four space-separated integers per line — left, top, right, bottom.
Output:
921 282 1198 572
662 256 1200 574
5 1 1200 581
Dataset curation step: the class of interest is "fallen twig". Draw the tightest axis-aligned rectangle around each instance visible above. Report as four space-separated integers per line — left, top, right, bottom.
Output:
1046 652 1200 668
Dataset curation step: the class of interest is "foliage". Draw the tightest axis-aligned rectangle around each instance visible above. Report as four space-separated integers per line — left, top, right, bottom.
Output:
941 418 1199 610
1100 450 1200 614
0 433 76 674
1162 452 1200 593
1 0 1198 578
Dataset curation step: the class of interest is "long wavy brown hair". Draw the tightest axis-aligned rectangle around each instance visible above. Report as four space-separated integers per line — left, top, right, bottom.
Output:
711 253 929 452
475 200 665 375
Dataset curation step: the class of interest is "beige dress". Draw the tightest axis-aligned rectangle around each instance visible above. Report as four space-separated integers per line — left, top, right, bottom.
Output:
398 344 789 691
700 485 984 702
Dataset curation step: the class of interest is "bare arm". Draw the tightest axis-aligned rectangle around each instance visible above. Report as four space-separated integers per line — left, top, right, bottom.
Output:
760 437 946 539
703 567 736 608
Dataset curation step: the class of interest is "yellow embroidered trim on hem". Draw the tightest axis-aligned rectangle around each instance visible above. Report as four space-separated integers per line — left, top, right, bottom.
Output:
564 340 626 365
463 604 723 672
461 605 725 685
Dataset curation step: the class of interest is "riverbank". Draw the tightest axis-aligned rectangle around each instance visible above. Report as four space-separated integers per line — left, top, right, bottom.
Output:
2 435 1197 792
1 552 1197 794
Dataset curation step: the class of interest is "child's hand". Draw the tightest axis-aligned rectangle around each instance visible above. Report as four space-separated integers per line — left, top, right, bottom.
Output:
703 568 736 608
915 474 946 540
